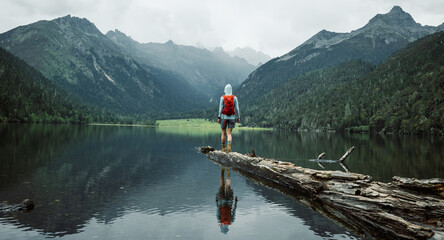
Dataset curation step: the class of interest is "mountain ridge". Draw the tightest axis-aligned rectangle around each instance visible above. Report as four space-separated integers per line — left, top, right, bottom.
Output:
0 15 206 114
241 30 444 134
106 29 256 99
237 6 444 102
227 47 271 66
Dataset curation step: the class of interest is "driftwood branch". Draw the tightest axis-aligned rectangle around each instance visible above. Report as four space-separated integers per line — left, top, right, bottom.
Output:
339 146 355 162
199 147 444 240
317 152 326 160
310 146 355 163
312 147 354 171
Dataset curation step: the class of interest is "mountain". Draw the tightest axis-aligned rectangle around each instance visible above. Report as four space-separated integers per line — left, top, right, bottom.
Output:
237 6 444 102
242 30 444 134
0 15 204 115
227 47 271 66
106 30 256 99
0 46 116 123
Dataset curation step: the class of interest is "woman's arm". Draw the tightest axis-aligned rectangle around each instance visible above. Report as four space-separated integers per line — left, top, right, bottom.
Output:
218 97 224 122
235 97 240 121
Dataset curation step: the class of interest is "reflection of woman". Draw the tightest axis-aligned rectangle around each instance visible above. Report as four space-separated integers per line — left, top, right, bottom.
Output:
216 167 238 234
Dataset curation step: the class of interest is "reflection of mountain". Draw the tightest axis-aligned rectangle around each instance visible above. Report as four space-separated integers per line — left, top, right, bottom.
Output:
0 126 220 236
245 180 362 238
0 124 90 186
1 124 443 238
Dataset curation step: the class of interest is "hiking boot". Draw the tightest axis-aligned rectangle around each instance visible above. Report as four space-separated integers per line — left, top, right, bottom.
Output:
227 143 232 153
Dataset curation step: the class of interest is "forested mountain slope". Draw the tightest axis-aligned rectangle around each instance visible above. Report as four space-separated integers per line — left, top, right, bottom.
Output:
0 15 205 115
242 31 444 135
0 47 112 123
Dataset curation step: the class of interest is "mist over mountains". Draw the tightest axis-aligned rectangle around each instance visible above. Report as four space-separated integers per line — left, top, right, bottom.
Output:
226 47 271 66
106 30 256 99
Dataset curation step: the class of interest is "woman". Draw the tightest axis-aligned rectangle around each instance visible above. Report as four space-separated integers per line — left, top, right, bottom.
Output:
218 84 240 152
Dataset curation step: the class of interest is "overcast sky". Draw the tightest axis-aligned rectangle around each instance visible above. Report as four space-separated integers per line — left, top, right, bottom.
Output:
1 0 443 57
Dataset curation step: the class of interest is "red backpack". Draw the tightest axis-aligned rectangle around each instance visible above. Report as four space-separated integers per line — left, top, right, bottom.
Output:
222 95 235 116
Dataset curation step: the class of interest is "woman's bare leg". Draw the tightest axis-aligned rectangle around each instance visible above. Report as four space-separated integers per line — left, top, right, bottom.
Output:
226 128 233 152
227 128 233 142
221 128 227 143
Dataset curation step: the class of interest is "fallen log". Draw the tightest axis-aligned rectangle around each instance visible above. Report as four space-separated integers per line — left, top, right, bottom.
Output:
199 147 444 240
0 199 34 214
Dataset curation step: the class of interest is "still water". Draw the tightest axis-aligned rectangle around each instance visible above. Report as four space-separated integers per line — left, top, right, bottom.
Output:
0 124 442 239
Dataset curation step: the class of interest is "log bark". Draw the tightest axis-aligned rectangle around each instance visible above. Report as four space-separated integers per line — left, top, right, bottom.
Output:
199 147 444 240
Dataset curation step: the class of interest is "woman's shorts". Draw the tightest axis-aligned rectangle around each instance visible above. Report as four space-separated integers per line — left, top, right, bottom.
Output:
221 118 236 129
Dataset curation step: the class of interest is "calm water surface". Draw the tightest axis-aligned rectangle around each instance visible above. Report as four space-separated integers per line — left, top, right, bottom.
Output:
0 124 443 239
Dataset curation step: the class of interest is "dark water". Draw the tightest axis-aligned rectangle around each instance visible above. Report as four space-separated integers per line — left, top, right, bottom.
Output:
0 124 442 239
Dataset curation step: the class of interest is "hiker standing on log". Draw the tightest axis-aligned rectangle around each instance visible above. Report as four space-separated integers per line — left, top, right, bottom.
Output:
218 84 240 152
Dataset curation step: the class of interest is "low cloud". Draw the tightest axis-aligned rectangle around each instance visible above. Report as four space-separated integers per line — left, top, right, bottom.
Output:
1 0 443 57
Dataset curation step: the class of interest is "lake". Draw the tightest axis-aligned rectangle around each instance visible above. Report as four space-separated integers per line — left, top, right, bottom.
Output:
0 123 443 239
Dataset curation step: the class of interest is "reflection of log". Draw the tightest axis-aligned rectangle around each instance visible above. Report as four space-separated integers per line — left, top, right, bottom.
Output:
0 199 34 214
339 162 350 173
200 147 444 240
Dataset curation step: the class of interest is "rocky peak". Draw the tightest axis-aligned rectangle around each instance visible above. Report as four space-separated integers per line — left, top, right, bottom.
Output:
212 46 225 54
389 6 404 14
366 6 419 29
314 29 340 40
106 29 135 43
295 29 346 50
107 29 126 37
165 40 175 45
52 15 101 35
307 29 342 44
53 15 94 27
